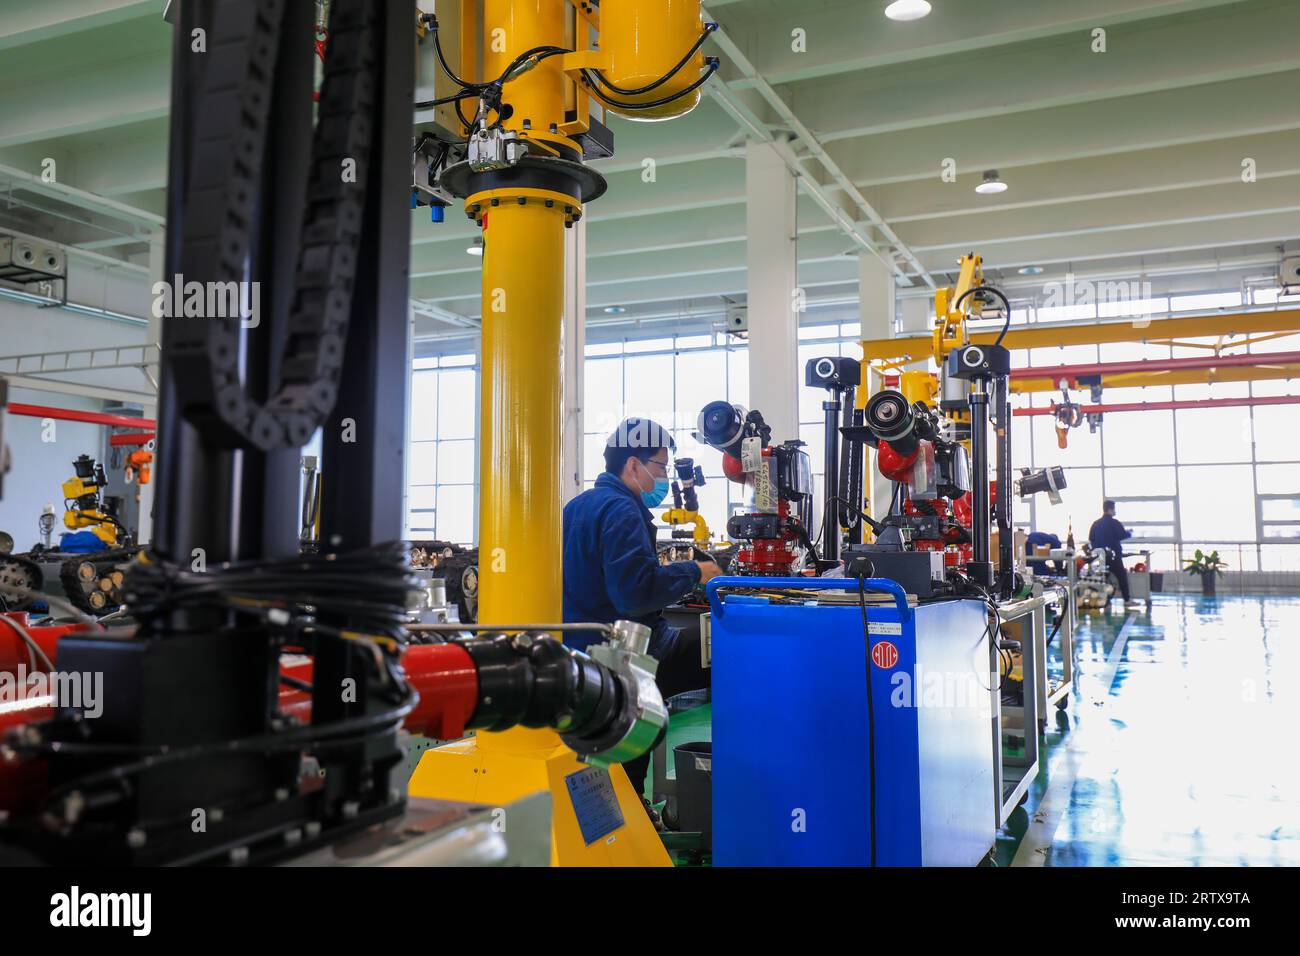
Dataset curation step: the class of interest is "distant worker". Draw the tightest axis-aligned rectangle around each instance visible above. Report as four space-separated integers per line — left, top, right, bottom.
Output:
562 417 723 816
1088 500 1133 603
1024 530 1062 576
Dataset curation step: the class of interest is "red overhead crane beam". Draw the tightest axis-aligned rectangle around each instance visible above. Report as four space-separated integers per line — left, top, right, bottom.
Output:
1012 350 1300 382
5 403 156 430
1016 394 1300 416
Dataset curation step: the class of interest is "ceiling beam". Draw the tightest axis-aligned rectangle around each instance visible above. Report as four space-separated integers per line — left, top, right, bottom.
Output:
720 0 1243 86
824 69 1300 187
0 0 156 51
703 4 935 289
0 51 169 148
911 211 1300 275
872 130 1300 223
899 176 1300 251
788 0 1300 142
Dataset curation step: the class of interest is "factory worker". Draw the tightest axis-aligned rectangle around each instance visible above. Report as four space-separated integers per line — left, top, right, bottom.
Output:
1088 499 1133 604
562 417 722 819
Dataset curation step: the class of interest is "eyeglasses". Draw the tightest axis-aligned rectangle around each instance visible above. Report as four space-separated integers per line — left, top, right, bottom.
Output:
645 457 669 476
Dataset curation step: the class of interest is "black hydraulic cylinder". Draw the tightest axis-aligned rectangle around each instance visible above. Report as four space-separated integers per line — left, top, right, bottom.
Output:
821 397 841 562
968 383 994 588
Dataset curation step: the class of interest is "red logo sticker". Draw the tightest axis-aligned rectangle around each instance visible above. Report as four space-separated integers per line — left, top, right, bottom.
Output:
871 640 899 670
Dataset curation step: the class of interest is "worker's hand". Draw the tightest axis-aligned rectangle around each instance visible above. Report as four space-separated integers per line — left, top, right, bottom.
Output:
695 560 723 585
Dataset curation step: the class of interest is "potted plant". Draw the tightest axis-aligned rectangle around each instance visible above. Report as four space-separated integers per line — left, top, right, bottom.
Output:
1182 548 1227 596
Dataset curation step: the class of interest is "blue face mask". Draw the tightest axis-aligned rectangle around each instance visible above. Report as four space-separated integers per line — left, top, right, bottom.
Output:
641 477 671 509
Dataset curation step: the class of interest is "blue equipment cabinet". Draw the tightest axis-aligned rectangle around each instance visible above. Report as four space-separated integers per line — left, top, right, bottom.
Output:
708 576 995 867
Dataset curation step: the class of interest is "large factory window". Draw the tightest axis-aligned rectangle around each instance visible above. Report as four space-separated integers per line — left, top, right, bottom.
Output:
580 331 758 536
1015 331 1300 573
408 354 478 544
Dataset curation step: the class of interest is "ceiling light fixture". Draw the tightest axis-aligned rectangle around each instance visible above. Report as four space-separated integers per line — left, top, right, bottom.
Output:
975 170 1007 195
1018 266 1044 276
604 305 628 315
466 237 484 256
885 0 932 22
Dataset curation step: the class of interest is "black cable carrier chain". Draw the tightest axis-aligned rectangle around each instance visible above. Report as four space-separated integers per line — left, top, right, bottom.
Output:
170 0 380 451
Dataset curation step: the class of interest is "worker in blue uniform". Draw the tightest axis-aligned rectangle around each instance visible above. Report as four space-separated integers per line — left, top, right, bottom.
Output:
1088 499 1133 603
1024 530 1062 575
563 417 722 815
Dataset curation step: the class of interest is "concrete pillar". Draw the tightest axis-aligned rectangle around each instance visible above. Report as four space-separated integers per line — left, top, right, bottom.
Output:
561 219 586 503
745 140 799 442
858 252 895 341
859 253 897 525
899 295 931 337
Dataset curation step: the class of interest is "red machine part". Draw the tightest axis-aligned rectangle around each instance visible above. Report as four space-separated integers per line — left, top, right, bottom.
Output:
0 629 482 811
0 615 87 674
276 642 479 740
723 448 809 576
876 440 919 483
721 452 746 483
734 499 806 574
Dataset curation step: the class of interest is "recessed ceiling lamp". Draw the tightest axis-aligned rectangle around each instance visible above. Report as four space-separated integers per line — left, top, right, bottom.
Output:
604 305 628 314
885 0 932 21
975 170 1008 194
1018 266 1045 275
466 237 484 256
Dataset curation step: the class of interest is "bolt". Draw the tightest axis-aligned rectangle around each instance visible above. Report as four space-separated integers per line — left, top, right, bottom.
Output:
284 828 303 846
522 118 531 129
549 122 557 133
275 787 290 802
512 633 534 650
229 846 250 865
126 828 147 849
305 821 322 839
210 807 225 823
491 198 500 206
545 198 554 207
517 196 526 205
342 800 360 820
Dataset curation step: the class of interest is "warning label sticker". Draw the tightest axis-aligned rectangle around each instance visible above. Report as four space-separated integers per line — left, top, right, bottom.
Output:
867 622 902 636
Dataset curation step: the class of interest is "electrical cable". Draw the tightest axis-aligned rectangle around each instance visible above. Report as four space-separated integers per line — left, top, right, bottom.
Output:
585 23 717 96
855 574 879 868
583 58 720 112
0 613 52 671
954 284 1013 349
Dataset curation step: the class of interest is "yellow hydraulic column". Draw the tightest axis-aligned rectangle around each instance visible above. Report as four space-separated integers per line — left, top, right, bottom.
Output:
475 191 566 757
407 0 671 866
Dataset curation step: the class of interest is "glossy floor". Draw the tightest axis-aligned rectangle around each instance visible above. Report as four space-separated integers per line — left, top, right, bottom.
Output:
1002 593 1300 866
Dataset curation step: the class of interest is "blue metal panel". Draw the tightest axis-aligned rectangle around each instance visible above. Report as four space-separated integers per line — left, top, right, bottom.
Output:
707 577 993 867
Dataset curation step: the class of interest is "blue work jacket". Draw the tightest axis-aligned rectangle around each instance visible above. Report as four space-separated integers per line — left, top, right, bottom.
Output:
562 472 700 652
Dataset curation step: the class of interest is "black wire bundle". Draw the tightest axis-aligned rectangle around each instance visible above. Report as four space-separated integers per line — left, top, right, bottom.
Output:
125 541 418 643
418 13 719 130
13 545 423 804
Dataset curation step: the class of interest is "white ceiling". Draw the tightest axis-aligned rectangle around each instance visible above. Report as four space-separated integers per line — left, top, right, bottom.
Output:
1 0 1297 344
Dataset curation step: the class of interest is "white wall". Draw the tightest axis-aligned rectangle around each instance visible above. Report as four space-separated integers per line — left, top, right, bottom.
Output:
1 385 105 550
0 281 151 549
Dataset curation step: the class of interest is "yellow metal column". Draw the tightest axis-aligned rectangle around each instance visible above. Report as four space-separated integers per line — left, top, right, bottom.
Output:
407 0 670 866
476 192 567 756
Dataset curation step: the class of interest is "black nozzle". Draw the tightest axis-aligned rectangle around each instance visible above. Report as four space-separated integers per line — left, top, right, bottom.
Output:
865 391 918 454
697 401 747 459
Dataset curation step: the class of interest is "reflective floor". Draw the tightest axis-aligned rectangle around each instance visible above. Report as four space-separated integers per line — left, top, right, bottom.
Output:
1000 593 1300 866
